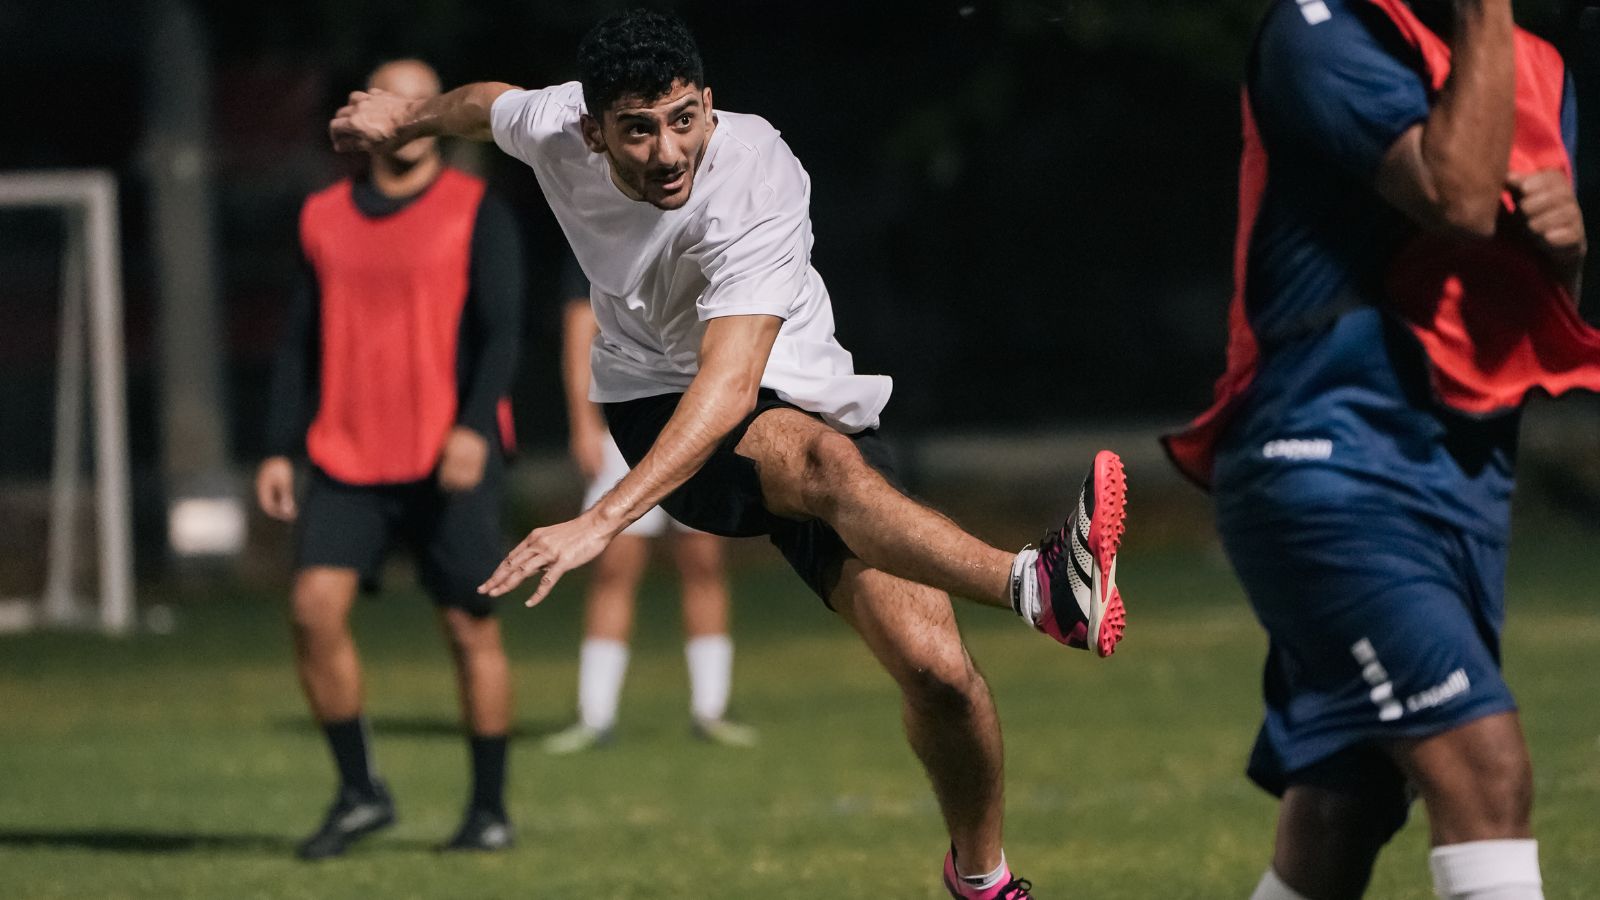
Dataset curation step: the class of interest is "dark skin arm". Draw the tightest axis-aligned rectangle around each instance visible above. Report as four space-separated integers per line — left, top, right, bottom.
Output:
1374 0 1516 239
479 314 783 606
1508 169 1587 299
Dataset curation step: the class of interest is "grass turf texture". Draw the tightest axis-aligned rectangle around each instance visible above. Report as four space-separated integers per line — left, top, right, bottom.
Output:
1 525 1596 899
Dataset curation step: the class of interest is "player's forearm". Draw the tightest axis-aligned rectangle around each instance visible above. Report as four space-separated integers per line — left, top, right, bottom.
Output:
401 82 519 143
1420 0 1516 236
590 372 757 532
589 314 780 533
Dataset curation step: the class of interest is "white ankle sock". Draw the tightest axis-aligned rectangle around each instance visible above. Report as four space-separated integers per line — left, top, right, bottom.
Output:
685 634 732 722
1430 840 1543 900
577 638 629 730
1250 868 1311 900
958 851 1008 890
1010 548 1041 625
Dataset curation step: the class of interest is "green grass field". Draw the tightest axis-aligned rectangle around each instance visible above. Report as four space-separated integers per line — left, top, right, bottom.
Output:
2 521 1597 899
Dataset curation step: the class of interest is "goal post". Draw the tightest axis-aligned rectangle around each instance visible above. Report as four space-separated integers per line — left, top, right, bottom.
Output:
0 169 135 635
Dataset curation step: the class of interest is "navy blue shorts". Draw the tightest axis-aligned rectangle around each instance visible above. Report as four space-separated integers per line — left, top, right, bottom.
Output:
1219 503 1517 807
296 456 506 617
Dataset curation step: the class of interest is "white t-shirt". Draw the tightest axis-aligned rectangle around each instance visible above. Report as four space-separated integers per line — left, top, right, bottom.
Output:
490 82 891 433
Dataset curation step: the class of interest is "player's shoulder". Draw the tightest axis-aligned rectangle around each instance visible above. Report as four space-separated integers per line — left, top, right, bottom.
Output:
1256 0 1399 64
704 111 806 199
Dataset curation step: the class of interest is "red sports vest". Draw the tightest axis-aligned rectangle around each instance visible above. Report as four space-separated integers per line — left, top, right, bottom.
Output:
1164 1 1600 490
299 167 486 485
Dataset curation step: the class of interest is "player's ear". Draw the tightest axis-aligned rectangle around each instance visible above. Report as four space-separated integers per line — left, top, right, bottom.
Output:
701 86 713 121
580 113 606 154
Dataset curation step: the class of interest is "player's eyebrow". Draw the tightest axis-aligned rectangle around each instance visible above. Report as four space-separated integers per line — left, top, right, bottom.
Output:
614 91 700 124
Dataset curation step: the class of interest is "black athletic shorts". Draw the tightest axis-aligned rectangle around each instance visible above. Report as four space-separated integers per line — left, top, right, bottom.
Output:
295 456 505 617
604 389 900 606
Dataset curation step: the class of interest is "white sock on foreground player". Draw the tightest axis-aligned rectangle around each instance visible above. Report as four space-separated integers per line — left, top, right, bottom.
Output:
1248 839 1542 900
1429 840 1542 900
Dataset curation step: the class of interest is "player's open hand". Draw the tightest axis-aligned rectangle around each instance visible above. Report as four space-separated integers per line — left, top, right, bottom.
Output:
1508 169 1587 285
255 456 297 522
478 513 615 606
438 426 490 493
330 88 417 154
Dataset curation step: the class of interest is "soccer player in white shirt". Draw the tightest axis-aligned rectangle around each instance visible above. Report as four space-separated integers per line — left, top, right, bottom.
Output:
331 11 1128 897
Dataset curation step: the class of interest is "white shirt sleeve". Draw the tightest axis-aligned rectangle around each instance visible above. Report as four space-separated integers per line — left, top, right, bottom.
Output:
690 142 813 322
490 82 585 168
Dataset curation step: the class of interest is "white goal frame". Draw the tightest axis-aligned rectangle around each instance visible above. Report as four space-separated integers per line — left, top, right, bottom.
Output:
0 170 135 635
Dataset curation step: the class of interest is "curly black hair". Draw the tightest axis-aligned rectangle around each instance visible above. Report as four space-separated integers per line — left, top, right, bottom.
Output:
577 9 705 118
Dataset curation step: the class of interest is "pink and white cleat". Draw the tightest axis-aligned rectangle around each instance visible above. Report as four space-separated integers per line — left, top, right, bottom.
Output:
942 848 1033 899
1022 449 1127 657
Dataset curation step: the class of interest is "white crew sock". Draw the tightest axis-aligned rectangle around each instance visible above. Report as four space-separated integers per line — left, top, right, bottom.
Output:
1430 840 1543 900
1250 868 1311 900
1010 548 1041 626
685 633 733 722
577 638 629 731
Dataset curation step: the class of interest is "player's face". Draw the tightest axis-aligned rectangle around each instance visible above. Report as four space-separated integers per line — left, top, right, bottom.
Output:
584 81 714 211
368 61 441 165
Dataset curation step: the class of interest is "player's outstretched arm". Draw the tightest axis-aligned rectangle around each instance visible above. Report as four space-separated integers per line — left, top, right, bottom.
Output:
479 314 783 606
330 82 519 153
1375 0 1516 238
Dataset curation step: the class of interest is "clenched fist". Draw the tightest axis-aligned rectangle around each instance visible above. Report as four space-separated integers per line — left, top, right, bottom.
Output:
329 88 420 154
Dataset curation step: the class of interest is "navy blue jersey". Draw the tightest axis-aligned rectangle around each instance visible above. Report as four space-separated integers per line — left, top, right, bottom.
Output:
1214 0 1579 541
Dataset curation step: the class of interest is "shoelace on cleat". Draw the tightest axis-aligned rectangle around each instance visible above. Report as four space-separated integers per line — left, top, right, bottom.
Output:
1038 529 1066 571
997 877 1033 899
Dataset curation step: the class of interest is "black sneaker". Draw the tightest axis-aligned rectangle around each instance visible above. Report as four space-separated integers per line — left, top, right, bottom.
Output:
295 780 396 860
439 806 515 852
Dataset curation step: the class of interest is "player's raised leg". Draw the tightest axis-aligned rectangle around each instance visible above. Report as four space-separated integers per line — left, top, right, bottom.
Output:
736 406 1127 655
287 566 395 860
830 561 1032 899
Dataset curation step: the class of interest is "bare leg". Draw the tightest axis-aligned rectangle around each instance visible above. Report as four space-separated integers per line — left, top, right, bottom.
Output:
1267 786 1393 900
1263 714 1535 900
673 530 729 638
1387 712 1534 845
832 559 1005 873
584 535 651 642
438 608 512 736
736 408 1014 608
289 566 363 721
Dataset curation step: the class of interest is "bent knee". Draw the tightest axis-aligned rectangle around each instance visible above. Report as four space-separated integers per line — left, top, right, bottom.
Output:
289 573 354 636
901 656 984 718
798 431 868 514
441 608 503 655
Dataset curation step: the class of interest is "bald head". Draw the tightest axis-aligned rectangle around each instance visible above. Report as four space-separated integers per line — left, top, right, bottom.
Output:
367 58 442 99
365 59 442 166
